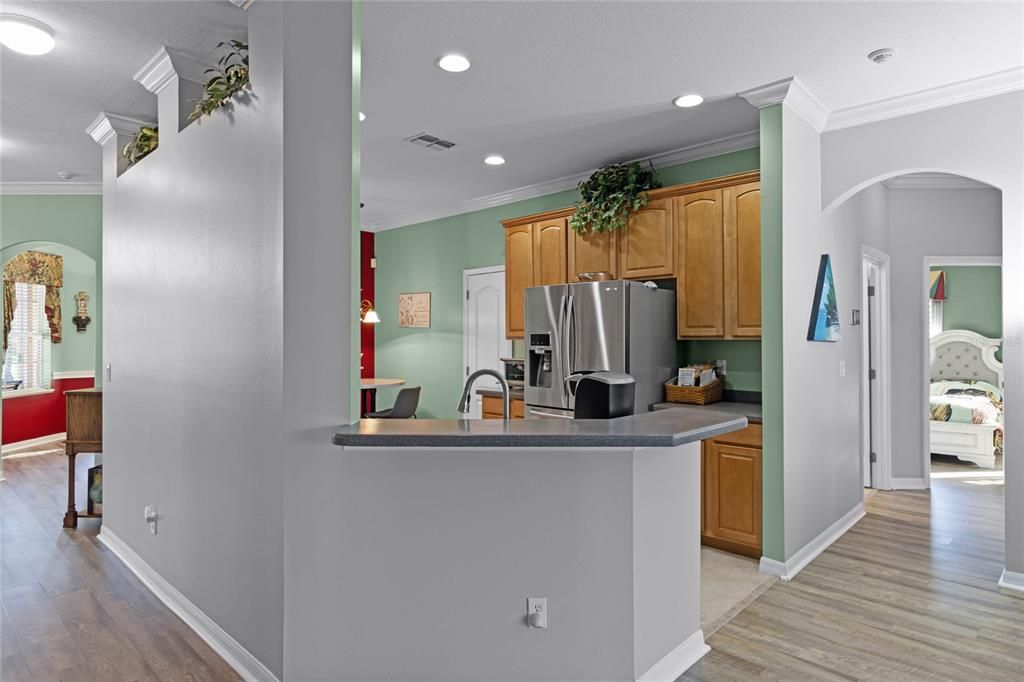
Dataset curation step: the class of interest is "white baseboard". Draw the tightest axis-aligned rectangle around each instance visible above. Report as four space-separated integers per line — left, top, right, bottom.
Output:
637 629 710 682
998 569 1024 595
2 432 66 455
892 477 929 489
98 527 278 682
759 502 866 582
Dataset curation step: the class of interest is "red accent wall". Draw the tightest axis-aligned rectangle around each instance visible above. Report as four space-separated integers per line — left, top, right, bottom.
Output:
3 376 95 445
360 231 375 378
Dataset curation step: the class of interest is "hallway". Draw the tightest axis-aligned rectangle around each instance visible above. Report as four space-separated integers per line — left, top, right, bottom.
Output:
0 449 239 681
684 467 1021 680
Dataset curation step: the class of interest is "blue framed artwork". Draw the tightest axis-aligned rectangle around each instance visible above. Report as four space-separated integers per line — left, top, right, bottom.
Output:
807 254 841 342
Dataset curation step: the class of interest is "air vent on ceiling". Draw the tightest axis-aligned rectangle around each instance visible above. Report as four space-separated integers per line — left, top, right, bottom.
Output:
405 132 456 151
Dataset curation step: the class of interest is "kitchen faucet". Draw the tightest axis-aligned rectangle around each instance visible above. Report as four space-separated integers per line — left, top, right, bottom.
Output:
458 369 509 420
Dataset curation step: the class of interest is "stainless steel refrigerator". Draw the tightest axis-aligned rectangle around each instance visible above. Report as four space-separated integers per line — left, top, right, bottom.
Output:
524 280 676 419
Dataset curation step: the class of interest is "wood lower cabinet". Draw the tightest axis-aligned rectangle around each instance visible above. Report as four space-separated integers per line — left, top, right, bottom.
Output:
533 218 568 285
482 395 525 419
505 224 535 339
702 423 762 558
676 190 724 336
619 197 674 279
568 227 617 281
724 182 762 337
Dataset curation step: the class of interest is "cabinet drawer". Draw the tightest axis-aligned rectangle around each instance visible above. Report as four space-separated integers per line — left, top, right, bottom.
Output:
710 422 761 447
482 395 503 419
511 399 525 419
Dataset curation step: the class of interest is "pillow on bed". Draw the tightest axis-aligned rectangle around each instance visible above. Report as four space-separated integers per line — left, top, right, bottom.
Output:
931 380 1001 397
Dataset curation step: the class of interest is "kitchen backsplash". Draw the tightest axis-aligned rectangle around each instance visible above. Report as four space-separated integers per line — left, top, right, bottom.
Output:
677 339 762 393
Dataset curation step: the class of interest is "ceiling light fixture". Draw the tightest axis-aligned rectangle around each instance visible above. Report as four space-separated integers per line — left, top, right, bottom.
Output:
484 155 505 166
672 94 704 108
359 111 366 122
0 14 55 55
867 48 896 64
57 171 76 181
436 53 471 73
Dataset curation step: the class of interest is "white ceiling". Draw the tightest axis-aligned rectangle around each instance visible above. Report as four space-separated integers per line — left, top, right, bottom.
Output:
1 1 1021 231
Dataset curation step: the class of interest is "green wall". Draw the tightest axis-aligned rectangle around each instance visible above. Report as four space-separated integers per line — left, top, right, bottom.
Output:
759 105 785 562
1 195 103 382
1 241 96 373
678 340 761 392
374 148 761 418
933 266 1002 338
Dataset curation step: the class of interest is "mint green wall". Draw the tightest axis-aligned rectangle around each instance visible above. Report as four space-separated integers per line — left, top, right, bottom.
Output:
374 148 761 418
678 340 761 392
933 266 1002 338
759 105 784 562
1 195 103 382
1 241 96 373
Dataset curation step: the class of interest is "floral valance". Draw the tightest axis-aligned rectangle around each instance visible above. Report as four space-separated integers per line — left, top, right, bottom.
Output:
3 251 64 352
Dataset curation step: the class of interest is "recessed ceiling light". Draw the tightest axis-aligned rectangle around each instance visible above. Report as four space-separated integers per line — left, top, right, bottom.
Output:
436 53 471 73
672 94 704 108
868 48 896 64
359 111 366 122
484 155 505 166
0 14 55 55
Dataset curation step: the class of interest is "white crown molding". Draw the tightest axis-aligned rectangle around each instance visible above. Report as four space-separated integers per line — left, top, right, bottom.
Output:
882 173 992 190
826 66 1024 131
1 182 102 195
86 112 154 146
784 78 828 132
134 46 206 94
363 130 759 232
99 528 279 682
738 77 794 109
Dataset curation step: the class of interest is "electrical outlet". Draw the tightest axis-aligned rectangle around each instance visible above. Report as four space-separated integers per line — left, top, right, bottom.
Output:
144 505 158 534
527 597 547 629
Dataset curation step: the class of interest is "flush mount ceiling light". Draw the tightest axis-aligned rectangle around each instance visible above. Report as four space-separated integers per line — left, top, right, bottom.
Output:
57 170 76 181
0 14 55 55
359 111 366 122
868 48 896 64
484 155 505 166
436 53 471 73
672 94 704 108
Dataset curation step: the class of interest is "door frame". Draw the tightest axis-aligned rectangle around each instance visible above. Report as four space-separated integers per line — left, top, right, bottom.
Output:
921 255 1002 488
861 245 893 490
462 265 511 418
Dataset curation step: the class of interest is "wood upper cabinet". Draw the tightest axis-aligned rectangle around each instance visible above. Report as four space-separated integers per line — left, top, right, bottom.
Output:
675 190 724 337
724 182 762 337
702 423 762 558
505 223 535 338
568 227 617 281
618 197 674 279
532 218 568 286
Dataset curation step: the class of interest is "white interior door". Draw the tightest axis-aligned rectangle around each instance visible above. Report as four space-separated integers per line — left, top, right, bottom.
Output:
463 267 511 419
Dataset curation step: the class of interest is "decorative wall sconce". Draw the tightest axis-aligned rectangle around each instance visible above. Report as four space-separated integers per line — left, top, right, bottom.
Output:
360 299 380 324
72 291 92 332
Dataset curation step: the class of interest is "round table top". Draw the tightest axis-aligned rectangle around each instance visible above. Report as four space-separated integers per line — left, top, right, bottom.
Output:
360 377 406 389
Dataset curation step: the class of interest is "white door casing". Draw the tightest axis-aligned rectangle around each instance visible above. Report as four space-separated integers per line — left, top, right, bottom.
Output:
463 266 511 419
862 246 893 490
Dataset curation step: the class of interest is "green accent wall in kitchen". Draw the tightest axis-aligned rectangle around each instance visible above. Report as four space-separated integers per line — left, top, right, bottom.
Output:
373 148 761 418
1 195 103 381
678 340 761 392
932 266 1002 339
759 104 784 563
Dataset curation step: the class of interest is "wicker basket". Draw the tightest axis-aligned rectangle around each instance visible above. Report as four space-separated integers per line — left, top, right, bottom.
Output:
664 377 723 405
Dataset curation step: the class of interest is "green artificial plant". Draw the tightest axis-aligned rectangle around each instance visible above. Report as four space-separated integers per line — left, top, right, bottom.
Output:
570 161 661 235
122 126 159 167
190 40 250 121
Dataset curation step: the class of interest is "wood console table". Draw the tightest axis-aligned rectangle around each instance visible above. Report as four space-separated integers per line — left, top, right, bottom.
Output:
64 387 102 529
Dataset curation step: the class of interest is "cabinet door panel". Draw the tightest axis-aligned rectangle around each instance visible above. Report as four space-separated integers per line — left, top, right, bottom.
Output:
533 218 568 286
704 440 762 552
619 198 674 279
511 399 525 419
676 190 724 337
568 227 617 281
505 224 535 339
725 183 761 337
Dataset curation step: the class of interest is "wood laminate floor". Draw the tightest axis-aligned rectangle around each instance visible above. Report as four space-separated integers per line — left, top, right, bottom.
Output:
683 466 1022 681
0 448 240 681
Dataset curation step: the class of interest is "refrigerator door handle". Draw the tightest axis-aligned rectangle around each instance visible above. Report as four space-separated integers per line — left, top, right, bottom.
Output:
558 294 569 400
567 294 577 374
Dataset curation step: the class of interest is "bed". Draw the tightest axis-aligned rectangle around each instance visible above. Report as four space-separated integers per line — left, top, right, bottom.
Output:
929 330 1003 469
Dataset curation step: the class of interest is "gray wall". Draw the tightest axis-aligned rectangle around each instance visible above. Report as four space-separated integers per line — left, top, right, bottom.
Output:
100 3 358 678
887 188 1002 479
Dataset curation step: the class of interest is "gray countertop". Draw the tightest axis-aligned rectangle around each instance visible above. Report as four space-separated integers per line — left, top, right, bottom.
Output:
653 400 762 424
332 409 747 448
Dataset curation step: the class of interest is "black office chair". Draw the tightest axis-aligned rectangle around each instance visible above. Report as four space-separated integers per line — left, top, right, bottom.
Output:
366 386 421 419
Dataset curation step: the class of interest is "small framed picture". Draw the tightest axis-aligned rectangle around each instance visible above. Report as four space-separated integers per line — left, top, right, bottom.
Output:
398 292 431 328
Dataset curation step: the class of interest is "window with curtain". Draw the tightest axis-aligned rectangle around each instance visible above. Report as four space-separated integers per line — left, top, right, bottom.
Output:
929 300 944 338
2 282 52 391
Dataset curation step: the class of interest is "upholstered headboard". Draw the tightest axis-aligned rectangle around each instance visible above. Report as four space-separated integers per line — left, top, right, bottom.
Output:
930 329 1003 387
